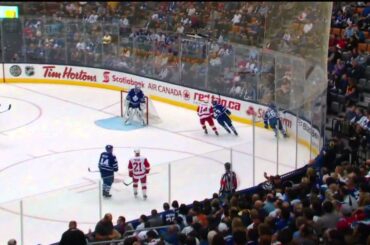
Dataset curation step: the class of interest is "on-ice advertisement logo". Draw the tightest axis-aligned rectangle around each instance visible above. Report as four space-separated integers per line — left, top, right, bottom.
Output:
9 65 22 77
25 66 35 76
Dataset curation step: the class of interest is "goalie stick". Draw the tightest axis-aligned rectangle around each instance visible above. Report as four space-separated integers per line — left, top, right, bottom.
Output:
0 104 11 113
88 167 133 186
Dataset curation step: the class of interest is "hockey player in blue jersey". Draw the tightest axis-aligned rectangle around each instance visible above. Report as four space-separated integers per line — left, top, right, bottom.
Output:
125 85 146 126
98 145 119 198
263 103 288 138
212 100 238 135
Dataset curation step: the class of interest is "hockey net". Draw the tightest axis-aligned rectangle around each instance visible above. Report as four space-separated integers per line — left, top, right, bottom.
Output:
120 90 162 125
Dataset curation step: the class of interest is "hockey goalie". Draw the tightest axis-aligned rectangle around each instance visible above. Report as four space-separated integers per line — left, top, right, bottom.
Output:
125 85 146 126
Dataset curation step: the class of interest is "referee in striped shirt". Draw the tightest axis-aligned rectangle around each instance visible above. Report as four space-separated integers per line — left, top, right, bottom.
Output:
219 162 238 203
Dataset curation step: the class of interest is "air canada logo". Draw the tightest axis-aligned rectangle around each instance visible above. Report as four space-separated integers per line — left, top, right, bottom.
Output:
9 65 21 77
246 106 256 116
183 90 190 100
25 66 35 76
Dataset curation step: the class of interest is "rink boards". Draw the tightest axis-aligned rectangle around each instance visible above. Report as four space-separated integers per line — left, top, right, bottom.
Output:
1 63 320 156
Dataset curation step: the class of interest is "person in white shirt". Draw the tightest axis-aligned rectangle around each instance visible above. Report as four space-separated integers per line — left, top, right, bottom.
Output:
231 13 242 25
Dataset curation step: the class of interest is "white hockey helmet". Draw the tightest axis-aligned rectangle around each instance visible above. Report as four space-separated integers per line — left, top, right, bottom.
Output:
134 148 140 154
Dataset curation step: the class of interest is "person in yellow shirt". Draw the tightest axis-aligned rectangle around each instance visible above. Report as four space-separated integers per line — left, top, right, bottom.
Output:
102 32 112 45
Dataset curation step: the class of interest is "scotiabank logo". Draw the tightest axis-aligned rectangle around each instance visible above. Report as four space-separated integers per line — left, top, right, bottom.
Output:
103 71 110 83
193 92 241 111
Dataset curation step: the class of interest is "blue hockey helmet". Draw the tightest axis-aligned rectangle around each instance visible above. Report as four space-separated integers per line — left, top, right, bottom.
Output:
105 145 113 151
269 102 276 109
211 100 218 106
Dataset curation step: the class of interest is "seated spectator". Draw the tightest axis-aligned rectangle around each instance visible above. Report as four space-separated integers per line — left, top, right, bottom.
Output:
162 202 177 225
148 209 163 227
136 214 150 230
94 213 121 241
314 201 341 235
345 77 358 101
114 216 134 237
349 59 365 80
59 220 86 245
344 23 356 39
102 32 112 45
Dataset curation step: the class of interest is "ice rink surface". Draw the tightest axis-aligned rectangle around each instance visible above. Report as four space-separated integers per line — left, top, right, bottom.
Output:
0 83 310 244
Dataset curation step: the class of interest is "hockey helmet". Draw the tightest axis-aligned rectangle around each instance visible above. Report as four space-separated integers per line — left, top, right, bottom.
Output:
134 148 140 154
134 85 141 92
105 145 113 151
224 162 231 170
211 100 218 106
269 102 276 109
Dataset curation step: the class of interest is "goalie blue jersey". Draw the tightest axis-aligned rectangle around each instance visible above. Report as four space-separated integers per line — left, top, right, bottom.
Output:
126 88 145 107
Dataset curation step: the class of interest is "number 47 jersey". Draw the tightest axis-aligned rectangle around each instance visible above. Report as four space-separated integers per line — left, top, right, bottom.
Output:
128 157 151 179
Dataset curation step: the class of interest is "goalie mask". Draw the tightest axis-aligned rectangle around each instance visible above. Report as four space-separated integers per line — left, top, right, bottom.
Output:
134 85 141 93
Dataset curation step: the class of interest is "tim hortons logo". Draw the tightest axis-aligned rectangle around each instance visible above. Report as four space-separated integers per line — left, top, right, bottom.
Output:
193 92 241 111
43 66 97 82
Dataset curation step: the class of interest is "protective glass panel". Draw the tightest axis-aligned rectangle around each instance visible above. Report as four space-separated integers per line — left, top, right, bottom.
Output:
170 149 231 202
132 30 156 78
102 24 120 69
207 41 235 95
180 38 207 89
84 22 103 68
66 20 86 66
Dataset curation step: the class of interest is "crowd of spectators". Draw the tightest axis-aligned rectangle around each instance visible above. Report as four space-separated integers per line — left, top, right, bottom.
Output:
4 2 370 244
328 2 370 166
2 1 332 109
52 150 369 245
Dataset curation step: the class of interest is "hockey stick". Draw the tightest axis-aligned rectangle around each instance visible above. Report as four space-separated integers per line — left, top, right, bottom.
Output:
0 104 11 113
88 167 133 185
123 179 133 186
88 167 100 173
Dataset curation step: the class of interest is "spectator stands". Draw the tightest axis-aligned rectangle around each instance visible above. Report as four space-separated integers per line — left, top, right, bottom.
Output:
2 1 370 244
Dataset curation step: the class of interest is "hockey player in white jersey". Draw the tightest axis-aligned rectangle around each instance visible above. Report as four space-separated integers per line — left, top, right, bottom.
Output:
128 149 151 199
125 85 146 126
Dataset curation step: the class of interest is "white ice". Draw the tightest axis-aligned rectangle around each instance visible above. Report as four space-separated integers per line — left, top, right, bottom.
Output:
0 83 310 245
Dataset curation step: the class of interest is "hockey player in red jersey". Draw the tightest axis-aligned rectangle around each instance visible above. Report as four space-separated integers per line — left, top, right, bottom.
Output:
197 100 219 135
128 149 150 199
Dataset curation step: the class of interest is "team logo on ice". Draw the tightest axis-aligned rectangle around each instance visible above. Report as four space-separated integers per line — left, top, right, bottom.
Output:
183 90 190 100
25 66 35 76
9 65 22 77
